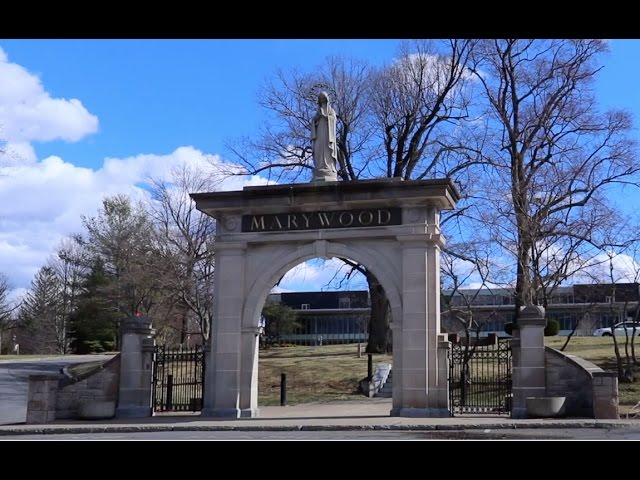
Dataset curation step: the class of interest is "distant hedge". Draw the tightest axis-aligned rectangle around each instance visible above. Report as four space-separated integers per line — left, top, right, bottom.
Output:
544 319 560 336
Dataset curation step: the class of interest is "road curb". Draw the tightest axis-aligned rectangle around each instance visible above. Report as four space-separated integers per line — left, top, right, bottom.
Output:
1 420 639 436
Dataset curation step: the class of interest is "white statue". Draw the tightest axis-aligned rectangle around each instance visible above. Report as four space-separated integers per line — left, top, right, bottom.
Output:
311 91 338 182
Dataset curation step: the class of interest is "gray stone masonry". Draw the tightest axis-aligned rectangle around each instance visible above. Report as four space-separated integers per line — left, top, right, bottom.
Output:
26 355 120 423
26 375 59 424
545 347 618 419
56 355 120 419
511 305 546 418
116 316 155 418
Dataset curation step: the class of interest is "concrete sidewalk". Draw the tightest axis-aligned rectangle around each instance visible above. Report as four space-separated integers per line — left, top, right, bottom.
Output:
1 398 639 436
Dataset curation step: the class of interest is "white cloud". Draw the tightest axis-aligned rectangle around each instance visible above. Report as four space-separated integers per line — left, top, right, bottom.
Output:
573 252 640 284
0 146 270 294
0 47 98 151
0 48 274 299
278 258 367 292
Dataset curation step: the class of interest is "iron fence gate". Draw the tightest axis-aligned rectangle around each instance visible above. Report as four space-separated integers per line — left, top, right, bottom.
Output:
152 345 205 412
448 337 512 416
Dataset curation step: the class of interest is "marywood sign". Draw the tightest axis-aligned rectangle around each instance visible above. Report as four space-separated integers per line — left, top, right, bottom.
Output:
241 207 401 232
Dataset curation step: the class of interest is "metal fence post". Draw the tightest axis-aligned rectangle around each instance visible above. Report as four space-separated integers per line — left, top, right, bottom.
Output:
280 373 287 406
166 374 173 411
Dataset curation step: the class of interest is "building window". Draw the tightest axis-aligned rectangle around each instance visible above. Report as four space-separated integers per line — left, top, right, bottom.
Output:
339 297 351 309
301 304 310 310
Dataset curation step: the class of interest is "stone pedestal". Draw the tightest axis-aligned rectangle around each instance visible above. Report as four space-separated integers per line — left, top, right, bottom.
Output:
312 169 338 183
511 305 546 418
115 316 155 418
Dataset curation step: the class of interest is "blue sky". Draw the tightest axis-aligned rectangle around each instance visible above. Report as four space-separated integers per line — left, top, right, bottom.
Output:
0 40 402 167
0 39 639 300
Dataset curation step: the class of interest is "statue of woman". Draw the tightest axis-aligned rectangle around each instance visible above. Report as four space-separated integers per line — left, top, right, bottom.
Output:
310 91 338 182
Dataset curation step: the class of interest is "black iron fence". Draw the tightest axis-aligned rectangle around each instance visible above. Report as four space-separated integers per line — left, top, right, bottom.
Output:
448 336 512 416
152 345 205 412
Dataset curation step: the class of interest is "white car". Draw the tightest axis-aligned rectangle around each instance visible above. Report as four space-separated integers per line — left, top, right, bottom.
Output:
593 322 640 337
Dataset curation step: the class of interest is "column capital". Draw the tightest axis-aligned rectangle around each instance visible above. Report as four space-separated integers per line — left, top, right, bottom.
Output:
396 233 445 248
519 305 546 327
215 241 248 253
121 316 155 335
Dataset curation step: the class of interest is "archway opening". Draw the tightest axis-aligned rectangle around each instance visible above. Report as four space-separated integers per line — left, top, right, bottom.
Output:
255 257 393 407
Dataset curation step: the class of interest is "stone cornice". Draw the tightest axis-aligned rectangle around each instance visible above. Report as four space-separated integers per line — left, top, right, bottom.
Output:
191 178 459 219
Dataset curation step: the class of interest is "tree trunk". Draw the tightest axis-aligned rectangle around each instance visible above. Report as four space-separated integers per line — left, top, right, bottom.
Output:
365 271 391 354
513 234 532 325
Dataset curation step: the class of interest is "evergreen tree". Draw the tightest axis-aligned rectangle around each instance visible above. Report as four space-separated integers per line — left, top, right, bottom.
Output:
68 259 118 354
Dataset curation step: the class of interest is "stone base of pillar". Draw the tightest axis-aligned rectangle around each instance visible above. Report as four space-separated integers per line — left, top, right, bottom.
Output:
201 407 259 418
390 407 450 418
511 406 527 419
115 406 152 418
240 408 259 418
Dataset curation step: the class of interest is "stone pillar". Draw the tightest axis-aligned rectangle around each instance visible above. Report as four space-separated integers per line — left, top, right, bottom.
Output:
201 242 248 418
391 239 428 416
26 375 59 424
115 315 155 418
425 213 448 415
511 305 546 418
238 327 260 417
392 220 447 417
592 371 619 419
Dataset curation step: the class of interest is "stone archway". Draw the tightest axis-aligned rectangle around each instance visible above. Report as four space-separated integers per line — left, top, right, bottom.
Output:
191 178 458 418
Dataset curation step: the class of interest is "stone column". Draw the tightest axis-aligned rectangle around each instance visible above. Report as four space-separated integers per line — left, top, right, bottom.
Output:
511 305 546 418
115 315 155 418
592 371 619 419
391 238 428 416
202 242 247 418
392 222 447 416
425 213 448 415
238 327 260 417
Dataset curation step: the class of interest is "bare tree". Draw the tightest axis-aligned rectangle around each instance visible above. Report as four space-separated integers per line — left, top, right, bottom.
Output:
45 239 87 354
469 39 640 322
602 254 635 382
228 40 480 353
227 56 375 183
148 164 217 343
75 194 163 345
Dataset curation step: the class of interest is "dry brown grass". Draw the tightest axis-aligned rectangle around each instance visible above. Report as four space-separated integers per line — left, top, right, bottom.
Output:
258 338 640 413
0 354 64 361
258 343 391 406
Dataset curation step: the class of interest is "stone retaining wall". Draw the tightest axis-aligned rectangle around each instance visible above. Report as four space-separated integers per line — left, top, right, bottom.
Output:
544 347 618 419
56 354 120 419
26 354 120 424
26 375 59 424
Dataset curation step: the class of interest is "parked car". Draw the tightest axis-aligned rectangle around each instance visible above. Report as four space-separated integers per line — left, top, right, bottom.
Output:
593 322 640 337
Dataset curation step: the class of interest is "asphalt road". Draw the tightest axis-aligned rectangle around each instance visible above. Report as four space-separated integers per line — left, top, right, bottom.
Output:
0 355 113 425
2 428 640 440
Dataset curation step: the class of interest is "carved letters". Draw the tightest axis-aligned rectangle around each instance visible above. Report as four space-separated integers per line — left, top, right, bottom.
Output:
241 208 401 232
